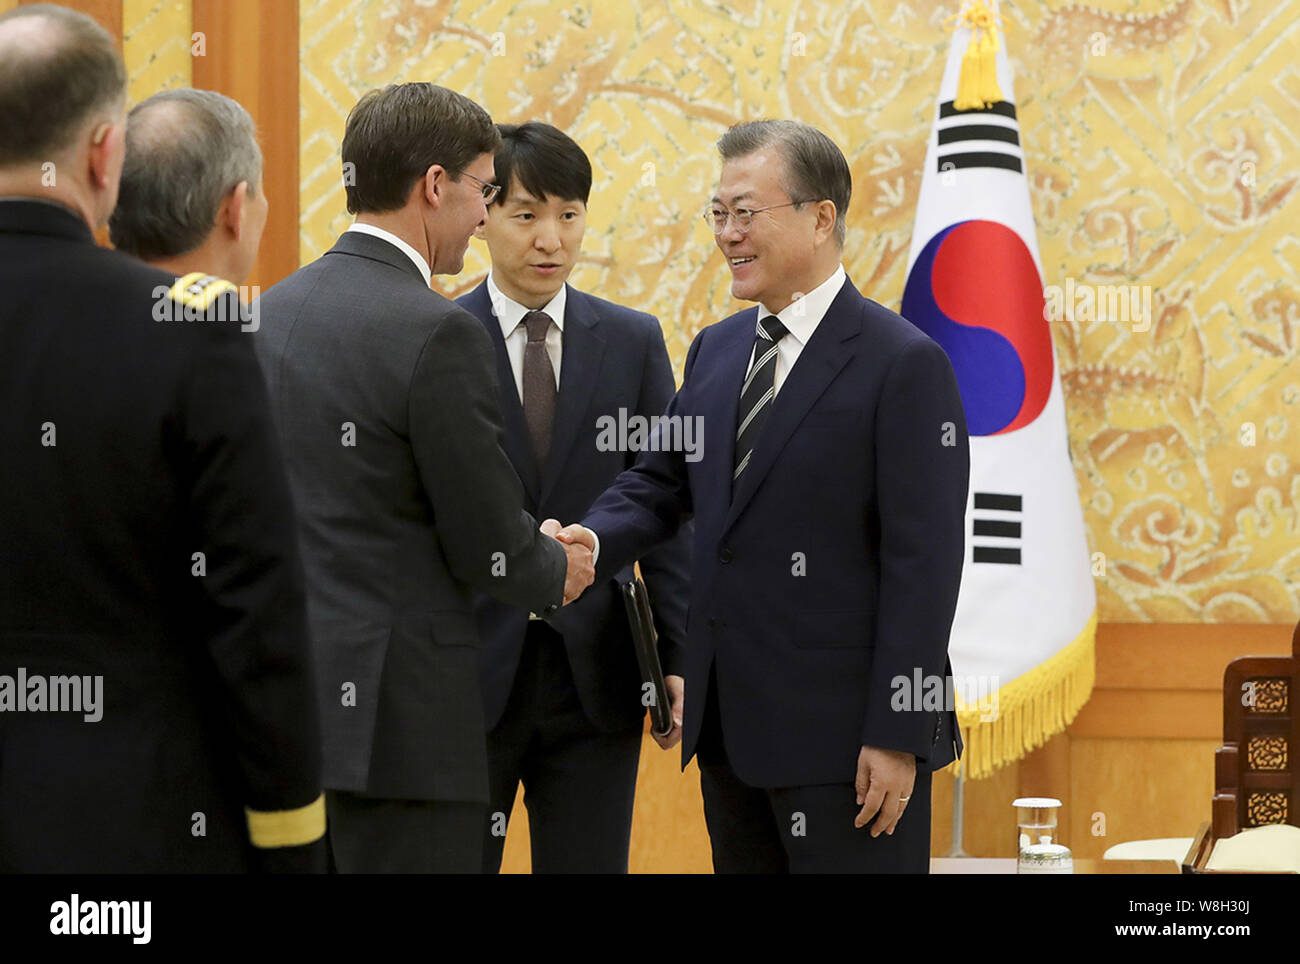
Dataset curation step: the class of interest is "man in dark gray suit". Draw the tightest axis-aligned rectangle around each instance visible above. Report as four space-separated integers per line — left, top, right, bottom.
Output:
255 83 593 873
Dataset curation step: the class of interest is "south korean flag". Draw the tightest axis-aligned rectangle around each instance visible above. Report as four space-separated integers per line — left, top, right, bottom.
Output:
899 0 1098 778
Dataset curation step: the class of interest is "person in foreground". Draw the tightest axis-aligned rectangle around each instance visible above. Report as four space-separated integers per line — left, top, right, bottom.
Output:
556 120 970 873
255 84 593 873
0 3 323 872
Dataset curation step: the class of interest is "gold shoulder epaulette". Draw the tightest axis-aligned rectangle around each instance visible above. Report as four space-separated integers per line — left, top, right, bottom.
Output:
168 272 236 312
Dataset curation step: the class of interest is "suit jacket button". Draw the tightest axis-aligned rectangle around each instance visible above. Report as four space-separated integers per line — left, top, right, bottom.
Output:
543 603 558 616
719 548 733 563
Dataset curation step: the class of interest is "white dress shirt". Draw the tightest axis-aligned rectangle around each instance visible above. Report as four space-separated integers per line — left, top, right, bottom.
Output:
751 263 848 395
486 271 565 398
345 222 432 287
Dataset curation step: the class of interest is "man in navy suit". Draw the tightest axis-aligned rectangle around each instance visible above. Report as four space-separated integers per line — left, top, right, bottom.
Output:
557 120 969 873
456 122 691 873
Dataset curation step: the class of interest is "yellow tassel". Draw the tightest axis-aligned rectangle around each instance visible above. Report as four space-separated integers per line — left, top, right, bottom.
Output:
950 0 1003 111
947 609 1098 781
978 29 1003 105
955 43 983 111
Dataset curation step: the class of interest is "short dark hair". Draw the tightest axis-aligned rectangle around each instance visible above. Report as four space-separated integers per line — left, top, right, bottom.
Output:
0 3 126 167
341 83 501 214
717 120 852 247
490 122 591 207
109 89 262 259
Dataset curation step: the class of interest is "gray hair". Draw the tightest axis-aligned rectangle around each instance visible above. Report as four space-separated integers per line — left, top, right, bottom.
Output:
0 3 126 166
717 120 852 248
109 88 262 259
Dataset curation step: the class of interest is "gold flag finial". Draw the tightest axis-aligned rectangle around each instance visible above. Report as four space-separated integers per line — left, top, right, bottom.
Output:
950 0 1004 110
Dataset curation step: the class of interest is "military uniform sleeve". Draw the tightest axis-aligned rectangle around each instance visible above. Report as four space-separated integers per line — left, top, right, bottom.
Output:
175 283 325 860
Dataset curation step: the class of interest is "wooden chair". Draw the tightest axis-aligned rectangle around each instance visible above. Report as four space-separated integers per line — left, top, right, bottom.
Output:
1183 619 1299 872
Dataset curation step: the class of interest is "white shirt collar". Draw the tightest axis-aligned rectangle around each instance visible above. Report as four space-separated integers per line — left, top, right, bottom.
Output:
345 222 432 287
486 270 567 340
756 263 847 345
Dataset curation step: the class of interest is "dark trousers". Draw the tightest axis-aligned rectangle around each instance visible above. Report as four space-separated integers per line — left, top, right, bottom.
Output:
325 789 483 873
482 621 642 873
696 668 932 874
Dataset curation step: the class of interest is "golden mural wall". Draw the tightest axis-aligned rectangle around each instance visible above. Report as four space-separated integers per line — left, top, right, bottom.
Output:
298 0 1300 626
123 0 191 98
0 1 192 113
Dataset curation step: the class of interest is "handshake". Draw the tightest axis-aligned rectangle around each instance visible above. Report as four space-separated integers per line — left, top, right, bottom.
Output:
540 518 597 605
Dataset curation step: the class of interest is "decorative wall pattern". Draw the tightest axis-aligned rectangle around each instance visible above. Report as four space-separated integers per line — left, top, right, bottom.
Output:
123 0 190 99
296 0 1300 623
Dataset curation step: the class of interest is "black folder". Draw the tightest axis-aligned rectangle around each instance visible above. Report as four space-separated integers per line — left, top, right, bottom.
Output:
621 577 673 737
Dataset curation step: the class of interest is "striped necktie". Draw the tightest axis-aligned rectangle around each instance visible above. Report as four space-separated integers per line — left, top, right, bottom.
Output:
733 314 789 483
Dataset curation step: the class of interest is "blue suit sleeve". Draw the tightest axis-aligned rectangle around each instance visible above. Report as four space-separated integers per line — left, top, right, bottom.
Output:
582 327 704 590
860 336 970 762
629 318 693 679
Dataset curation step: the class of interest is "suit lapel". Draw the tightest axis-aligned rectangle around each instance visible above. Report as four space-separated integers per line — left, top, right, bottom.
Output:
539 287 605 505
694 309 757 520
463 281 542 501
724 278 863 530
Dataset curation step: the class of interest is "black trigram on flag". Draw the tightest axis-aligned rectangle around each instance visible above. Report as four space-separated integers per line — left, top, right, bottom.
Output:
972 492 1021 565
936 100 1023 175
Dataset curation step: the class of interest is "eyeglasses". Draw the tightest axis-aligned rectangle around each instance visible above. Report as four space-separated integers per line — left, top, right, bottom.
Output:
702 199 819 235
461 171 502 204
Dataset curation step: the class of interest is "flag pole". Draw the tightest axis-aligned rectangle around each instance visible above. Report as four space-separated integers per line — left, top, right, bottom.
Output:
948 769 969 857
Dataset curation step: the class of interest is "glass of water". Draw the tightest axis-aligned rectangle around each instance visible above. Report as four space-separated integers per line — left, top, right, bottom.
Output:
1013 797 1073 874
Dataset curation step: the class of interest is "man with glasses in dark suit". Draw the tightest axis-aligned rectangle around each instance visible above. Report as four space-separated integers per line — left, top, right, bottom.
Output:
255 85 594 873
556 120 970 873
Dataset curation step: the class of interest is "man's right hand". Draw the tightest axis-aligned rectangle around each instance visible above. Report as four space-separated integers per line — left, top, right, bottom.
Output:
551 522 596 554
541 519 594 604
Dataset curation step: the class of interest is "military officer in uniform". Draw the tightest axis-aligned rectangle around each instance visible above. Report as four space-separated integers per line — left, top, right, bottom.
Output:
0 3 324 872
